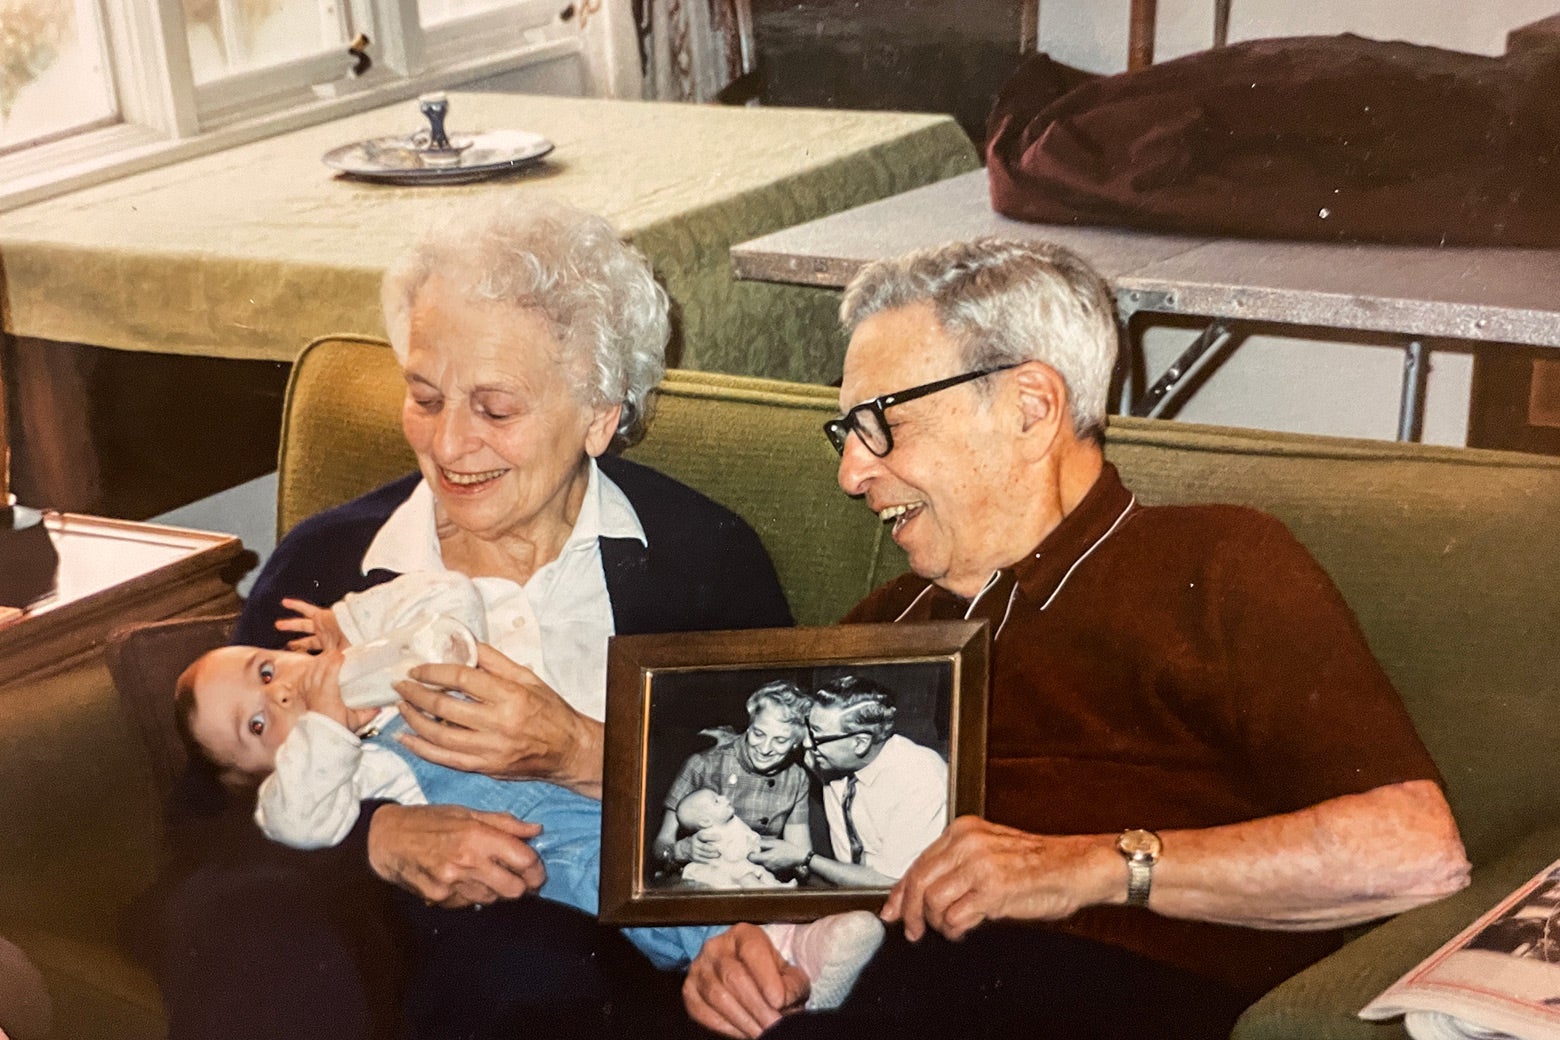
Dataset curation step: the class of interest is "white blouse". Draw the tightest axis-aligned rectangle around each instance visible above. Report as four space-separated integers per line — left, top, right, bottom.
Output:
358 460 646 721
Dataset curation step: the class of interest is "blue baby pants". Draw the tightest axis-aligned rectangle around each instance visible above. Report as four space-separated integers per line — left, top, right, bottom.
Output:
376 717 722 970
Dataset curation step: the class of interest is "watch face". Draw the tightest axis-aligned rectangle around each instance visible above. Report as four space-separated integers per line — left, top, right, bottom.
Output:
1118 829 1162 860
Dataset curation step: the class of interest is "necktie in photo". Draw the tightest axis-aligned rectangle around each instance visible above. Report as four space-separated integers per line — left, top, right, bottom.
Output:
842 774 865 865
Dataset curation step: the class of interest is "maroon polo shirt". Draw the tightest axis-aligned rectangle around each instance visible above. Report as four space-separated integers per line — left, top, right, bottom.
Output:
845 463 1442 995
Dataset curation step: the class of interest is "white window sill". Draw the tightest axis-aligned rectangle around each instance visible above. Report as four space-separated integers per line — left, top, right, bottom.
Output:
0 36 585 214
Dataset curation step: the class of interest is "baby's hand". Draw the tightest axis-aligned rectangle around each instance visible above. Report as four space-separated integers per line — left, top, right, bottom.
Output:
297 649 350 728
277 598 349 653
676 829 723 865
750 837 808 872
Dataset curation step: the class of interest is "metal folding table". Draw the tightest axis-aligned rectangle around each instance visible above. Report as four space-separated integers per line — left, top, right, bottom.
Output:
731 170 1560 440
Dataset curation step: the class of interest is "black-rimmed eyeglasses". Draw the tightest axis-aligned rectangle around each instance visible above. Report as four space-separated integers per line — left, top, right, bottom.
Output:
823 364 1020 457
802 717 865 750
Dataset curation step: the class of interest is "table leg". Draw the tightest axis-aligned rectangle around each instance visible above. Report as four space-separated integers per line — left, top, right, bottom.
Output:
1129 0 1157 70
1131 321 1235 419
1113 313 1141 416
1 336 103 513
0 338 7 507
1397 340 1429 442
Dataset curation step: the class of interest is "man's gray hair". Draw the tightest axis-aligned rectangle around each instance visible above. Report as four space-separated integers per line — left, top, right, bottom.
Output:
839 238 1118 440
381 199 670 444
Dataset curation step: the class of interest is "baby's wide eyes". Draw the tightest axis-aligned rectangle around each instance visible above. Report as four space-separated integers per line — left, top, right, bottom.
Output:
259 661 275 684
247 713 266 737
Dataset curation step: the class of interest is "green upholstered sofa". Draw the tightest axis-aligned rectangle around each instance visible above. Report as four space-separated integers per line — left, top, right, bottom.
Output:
7 333 1559 1039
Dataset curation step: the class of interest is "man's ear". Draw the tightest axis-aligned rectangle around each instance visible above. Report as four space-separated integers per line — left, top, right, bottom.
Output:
1012 362 1068 436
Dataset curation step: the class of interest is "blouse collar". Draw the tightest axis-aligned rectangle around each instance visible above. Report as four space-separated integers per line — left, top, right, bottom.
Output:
360 458 646 577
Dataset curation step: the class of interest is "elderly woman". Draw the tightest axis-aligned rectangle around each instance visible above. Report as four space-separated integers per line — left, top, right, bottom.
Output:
149 201 791 1040
651 679 812 873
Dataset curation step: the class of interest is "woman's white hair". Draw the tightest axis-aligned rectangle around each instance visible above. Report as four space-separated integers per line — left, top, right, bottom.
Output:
381 199 670 444
838 238 1119 440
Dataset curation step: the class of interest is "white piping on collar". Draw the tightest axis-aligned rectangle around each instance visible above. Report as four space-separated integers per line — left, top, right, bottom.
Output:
889 494 1138 638
892 582 939 622
1034 494 1137 613
964 569 1022 641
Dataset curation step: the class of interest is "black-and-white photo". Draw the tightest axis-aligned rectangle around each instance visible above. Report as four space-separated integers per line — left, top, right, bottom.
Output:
1464 867 1560 963
644 662 952 894
599 621 987 925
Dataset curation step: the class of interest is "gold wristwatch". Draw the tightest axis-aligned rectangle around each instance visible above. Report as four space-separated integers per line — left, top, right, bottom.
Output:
1116 829 1162 908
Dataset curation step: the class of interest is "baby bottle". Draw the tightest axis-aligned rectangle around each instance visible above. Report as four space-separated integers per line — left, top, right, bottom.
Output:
337 615 479 709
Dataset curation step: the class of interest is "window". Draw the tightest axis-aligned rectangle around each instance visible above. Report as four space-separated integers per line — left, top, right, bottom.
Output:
1 0 118 151
0 0 629 210
421 0 521 27
182 0 350 85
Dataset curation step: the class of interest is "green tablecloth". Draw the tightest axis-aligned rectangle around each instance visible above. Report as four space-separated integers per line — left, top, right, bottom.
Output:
1 95 977 382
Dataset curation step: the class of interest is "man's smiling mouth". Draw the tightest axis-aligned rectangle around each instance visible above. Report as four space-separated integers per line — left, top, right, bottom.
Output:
878 502 923 535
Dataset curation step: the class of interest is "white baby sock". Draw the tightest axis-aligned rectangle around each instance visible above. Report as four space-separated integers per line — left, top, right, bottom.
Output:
763 910 885 1011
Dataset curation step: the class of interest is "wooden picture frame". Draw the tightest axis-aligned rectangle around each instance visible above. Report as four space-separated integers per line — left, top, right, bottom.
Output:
599 620 988 925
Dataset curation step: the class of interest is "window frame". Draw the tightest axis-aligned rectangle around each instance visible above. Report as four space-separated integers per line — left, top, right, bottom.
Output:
0 0 629 213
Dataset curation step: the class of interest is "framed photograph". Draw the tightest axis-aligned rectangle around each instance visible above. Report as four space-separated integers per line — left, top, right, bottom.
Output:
599 620 988 926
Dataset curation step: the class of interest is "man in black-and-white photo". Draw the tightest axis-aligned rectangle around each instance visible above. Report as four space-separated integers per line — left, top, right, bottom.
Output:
753 674 947 887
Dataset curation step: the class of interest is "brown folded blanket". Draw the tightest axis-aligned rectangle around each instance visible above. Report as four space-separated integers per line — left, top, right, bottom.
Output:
986 34 1560 246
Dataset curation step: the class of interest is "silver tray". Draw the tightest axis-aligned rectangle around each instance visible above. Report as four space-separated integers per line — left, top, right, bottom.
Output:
323 129 555 185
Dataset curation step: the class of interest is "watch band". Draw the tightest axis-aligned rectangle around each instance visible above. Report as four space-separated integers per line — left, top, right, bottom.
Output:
1116 829 1162 908
1124 857 1153 907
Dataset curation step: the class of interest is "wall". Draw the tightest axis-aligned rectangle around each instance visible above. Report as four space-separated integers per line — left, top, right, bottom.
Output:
1041 0 1560 72
1138 330 1475 445
750 0 1029 144
1041 1 1556 445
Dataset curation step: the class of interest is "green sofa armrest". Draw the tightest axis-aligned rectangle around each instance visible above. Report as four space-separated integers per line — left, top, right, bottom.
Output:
1234 829 1560 1040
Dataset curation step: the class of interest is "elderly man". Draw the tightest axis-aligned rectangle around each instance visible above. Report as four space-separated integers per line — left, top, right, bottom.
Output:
753 674 947 887
682 238 1470 1040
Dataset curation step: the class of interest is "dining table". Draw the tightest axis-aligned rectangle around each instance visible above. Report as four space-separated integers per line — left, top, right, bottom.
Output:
0 92 979 514
2 92 978 382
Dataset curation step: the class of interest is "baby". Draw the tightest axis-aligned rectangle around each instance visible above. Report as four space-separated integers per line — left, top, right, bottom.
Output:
176 570 884 1007
675 789 791 890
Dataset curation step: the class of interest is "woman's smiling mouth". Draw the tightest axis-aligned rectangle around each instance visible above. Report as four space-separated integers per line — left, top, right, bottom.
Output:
440 467 508 489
